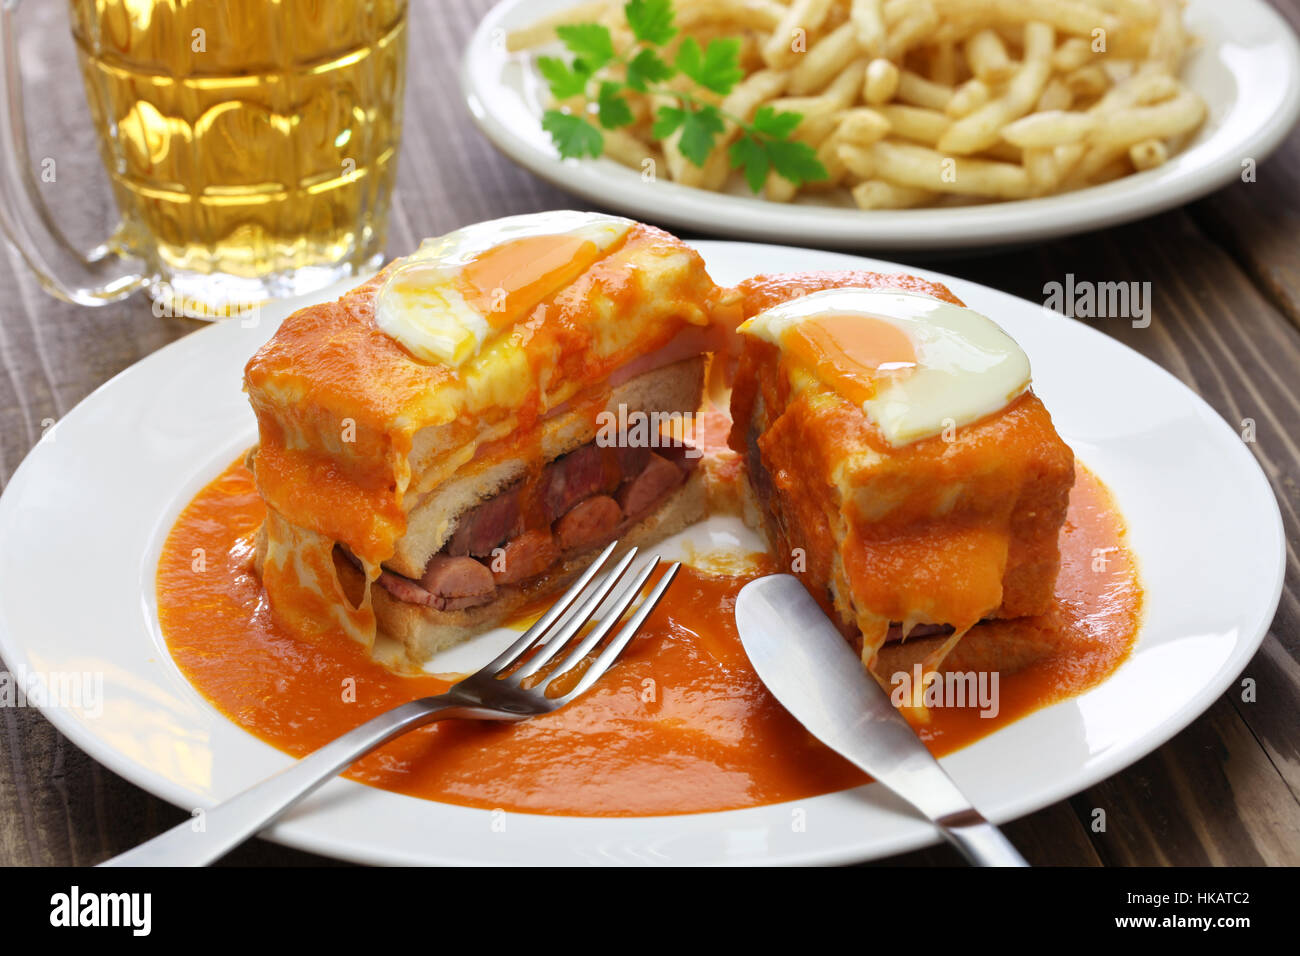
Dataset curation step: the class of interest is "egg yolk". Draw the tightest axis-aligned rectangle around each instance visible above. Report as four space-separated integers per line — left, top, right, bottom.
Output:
782 313 918 406
461 233 601 328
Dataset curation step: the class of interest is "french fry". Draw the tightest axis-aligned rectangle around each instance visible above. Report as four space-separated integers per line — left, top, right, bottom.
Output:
879 104 952 145
602 128 664 170
837 142 878 179
1001 109 1096 147
1064 64 1109 98
1052 37 1095 72
886 0 940 59
870 139 1032 198
851 179 939 208
1143 0 1188 75
764 168 800 201
947 78 991 117
788 22 862 95
964 29 1015 84
1023 146 1060 190
725 68 790 121
837 107 893 145
1035 77 1074 112
1129 138 1168 171
938 21 1055 155
1090 71 1179 113
864 58 901 104
1090 89 1204 147
762 0 835 68
897 70 955 111
851 0 888 55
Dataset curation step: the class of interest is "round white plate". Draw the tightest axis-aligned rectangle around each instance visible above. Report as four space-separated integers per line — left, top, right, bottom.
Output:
461 0 1300 250
0 242 1283 866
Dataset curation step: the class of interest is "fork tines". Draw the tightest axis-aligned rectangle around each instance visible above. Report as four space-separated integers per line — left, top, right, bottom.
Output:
479 542 680 703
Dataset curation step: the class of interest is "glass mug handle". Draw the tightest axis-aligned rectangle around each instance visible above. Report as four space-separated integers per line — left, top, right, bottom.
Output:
0 2 153 306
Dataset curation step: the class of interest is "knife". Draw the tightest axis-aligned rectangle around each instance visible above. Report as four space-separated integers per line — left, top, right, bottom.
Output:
735 573 1028 867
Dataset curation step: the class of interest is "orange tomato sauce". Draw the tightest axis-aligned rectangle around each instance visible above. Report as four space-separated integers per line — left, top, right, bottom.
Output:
158 459 1140 817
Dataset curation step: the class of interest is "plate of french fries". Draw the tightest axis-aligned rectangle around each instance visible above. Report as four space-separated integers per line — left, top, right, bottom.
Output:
461 0 1300 249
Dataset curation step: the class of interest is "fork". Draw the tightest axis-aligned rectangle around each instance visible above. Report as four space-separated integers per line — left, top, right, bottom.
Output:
101 542 679 867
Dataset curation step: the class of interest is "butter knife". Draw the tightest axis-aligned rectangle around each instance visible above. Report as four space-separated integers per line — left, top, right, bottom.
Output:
735 573 1028 867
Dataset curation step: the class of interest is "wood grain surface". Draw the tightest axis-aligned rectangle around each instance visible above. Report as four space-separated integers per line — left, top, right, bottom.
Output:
1 0 1297 867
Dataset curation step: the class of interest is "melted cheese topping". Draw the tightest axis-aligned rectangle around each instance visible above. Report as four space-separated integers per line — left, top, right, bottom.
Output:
740 288 1032 446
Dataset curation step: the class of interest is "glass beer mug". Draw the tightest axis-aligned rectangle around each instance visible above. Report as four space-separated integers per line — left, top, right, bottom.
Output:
0 0 407 316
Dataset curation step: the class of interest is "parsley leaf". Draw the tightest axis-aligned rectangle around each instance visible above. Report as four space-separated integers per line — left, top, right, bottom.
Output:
542 110 604 159
729 134 770 193
596 82 635 129
677 106 726 166
674 36 743 95
537 55 590 100
750 105 803 141
729 128 826 193
625 47 675 91
537 2 819 189
554 23 615 72
765 138 827 186
625 0 677 46
653 105 725 165
651 105 687 139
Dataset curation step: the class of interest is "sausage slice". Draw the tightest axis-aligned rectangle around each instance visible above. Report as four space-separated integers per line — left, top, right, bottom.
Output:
554 495 622 552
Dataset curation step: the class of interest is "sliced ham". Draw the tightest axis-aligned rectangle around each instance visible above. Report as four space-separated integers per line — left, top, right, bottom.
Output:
376 567 434 606
604 323 727 390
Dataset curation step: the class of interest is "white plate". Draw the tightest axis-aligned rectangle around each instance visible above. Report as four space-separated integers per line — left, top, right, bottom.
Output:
0 242 1283 866
461 0 1300 250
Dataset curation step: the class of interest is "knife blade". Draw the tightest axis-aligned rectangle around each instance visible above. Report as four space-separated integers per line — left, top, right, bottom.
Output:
734 573 1027 867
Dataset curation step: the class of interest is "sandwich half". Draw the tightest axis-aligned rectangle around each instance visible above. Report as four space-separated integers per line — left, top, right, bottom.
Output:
729 271 1075 686
244 212 728 669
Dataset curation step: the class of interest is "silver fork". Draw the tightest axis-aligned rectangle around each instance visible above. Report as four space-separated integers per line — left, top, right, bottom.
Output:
101 542 679 867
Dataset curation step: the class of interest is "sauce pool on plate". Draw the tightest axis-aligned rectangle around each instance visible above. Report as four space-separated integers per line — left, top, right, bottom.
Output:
157 459 1141 817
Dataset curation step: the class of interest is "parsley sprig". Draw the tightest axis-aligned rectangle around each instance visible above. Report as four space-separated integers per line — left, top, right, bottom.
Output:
538 0 827 193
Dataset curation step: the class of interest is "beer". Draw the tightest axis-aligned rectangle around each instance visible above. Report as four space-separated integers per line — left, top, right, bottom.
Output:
68 0 407 314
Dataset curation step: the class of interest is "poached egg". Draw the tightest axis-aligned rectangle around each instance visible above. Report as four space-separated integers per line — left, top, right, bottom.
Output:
375 211 633 366
739 287 1032 446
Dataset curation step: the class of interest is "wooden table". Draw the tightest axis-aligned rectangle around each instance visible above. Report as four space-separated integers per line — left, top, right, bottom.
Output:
1 0 1297 867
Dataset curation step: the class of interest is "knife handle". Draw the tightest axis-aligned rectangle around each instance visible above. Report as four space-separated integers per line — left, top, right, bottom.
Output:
937 809 1029 867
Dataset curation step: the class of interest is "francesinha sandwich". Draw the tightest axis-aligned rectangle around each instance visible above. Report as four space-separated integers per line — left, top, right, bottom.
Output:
244 212 727 669
730 272 1075 681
